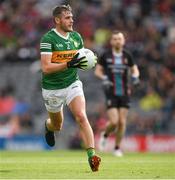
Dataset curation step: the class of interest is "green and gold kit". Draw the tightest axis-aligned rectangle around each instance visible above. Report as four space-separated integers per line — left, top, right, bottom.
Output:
40 28 83 89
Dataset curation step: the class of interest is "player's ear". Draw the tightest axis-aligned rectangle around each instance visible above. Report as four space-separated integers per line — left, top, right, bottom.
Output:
55 17 60 24
123 38 126 45
122 33 126 45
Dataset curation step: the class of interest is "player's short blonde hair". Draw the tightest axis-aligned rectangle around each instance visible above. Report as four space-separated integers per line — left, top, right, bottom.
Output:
52 4 72 17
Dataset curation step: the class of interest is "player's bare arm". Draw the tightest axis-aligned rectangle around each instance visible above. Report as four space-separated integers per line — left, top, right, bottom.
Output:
41 53 86 74
41 54 68 74
130 64 140 86
94 64 105 79
95 63 113 90
131 64 140 78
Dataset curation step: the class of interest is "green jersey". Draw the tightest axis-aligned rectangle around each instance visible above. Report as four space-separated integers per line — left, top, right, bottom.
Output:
40 28 83 89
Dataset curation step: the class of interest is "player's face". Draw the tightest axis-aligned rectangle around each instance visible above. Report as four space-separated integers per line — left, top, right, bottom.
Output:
110 33 125 49
57 11 74 32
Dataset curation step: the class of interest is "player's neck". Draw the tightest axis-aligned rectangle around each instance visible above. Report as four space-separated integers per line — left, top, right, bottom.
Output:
112 47 122 54
55 27 68 37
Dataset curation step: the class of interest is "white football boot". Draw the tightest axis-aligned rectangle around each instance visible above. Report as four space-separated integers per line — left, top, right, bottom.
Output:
113 149 123 157
98 132 107 151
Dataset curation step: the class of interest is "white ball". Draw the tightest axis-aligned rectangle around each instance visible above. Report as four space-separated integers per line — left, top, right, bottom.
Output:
77 48 97 70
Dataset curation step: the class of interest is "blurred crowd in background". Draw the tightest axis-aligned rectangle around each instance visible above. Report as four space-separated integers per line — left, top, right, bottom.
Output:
0 0 175 145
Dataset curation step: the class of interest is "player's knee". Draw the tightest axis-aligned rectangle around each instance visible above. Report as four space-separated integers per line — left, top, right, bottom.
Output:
75 111 87 125
118 119 126 129
111 120 118 127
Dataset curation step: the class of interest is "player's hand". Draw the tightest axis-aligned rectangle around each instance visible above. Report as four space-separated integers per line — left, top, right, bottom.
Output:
102 75 113 90
131 76 140 87
67 53 88 69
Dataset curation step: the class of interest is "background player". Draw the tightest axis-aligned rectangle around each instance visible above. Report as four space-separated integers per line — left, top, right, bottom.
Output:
40 5 101 171
95 31 140 156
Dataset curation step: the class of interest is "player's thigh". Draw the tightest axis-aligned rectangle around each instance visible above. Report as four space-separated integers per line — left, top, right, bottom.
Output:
107 108 119 125
118 96 129 122
68 95 87 121
66 80 84 106
42 88 65 123
67 80 86 118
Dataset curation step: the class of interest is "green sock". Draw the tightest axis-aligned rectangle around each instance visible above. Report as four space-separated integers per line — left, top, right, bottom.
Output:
87 147 95 158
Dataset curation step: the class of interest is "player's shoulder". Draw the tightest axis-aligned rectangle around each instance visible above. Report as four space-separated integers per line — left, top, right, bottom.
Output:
101 49 112 57
69 31 82 39
123 48 132 57
123 48 135 65
41 29 55 42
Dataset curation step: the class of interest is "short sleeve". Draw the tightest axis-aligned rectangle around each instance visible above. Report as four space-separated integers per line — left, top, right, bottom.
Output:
125 50 135 67
40 35 53 54
98 53 106 67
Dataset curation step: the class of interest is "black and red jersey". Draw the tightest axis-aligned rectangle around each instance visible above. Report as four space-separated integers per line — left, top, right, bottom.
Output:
98 49 135 96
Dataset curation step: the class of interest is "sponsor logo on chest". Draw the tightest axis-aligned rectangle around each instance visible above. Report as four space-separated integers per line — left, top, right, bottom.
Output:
51 50 77 63
56 44 64 48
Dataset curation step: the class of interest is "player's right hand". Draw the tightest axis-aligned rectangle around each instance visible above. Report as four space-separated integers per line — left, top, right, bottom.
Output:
102 75 113 90
67 53 87 69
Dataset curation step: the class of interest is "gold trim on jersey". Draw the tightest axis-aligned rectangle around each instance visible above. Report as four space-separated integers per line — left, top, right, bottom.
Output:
51 50 78 63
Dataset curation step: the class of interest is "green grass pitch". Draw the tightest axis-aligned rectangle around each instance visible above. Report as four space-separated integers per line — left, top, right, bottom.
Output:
0 150 175 179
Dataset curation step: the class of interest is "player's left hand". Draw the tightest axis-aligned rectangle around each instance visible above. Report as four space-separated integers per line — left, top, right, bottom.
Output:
131 76 140 87
102 75 113 91
67 53 87 69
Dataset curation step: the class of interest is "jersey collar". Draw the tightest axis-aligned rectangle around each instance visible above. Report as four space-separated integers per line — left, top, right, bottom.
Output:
53 28 69 40
112 50 122 57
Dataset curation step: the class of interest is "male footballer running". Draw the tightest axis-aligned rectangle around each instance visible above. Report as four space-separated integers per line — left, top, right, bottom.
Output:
40 4 101 171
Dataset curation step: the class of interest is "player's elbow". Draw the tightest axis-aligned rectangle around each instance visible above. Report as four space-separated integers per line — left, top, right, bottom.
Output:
94 69 98 77
131 65 140 78
94 67 101 78
134 68 140 77
94 65 104 79
42 65 50 74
